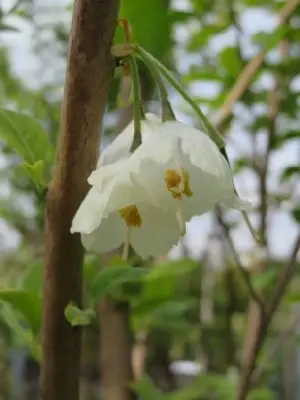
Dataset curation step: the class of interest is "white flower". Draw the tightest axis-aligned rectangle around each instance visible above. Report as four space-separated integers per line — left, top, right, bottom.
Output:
121 120 252 228
72 117 252 259
71 160 180 259
98 113 161 166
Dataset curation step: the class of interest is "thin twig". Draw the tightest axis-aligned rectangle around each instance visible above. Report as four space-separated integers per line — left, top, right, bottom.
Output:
266 234 300 323
213 0 300 129
253 312 300 383
216 208 265 312
236 232 300 400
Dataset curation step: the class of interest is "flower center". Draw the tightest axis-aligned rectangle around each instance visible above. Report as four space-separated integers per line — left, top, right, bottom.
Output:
164 168 193 199
119 205 142 227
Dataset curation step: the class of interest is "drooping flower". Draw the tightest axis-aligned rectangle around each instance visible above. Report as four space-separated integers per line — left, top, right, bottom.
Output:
71 159 180 259
72 117 252 259
98 113 161 166
109 120 252 229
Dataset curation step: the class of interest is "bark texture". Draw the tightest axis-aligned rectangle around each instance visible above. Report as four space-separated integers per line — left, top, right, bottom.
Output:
41 1 120 400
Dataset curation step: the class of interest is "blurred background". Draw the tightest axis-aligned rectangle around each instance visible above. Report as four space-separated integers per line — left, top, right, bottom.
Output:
0 0 300 399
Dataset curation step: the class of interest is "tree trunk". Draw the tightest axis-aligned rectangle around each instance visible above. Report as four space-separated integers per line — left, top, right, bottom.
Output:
41 1 120 400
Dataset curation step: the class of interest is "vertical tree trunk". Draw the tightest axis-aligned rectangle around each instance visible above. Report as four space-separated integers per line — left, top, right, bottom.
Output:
41 1 120 400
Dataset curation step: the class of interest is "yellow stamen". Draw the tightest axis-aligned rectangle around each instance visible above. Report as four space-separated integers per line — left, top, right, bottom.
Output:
164 168 193 199
119 205 142 227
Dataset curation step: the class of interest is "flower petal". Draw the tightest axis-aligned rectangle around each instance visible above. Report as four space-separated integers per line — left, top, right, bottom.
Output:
159 121 226 175
130 203 180 259
71 187 109 234
98 113 161 166
220 195 253 211
130 157 175 210
130 131 177 168
72 163 149 237
88 159 129 189
130 120 251 219
81 212 125 253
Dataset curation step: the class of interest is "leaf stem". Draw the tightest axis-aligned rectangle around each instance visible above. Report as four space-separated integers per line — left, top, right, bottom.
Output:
129 56 142 152
136 47 225 149
135 46 175 121
135 47 261 244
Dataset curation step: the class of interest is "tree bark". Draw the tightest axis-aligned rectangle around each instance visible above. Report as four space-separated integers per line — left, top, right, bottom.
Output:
41 1 120 400
99 300 134 400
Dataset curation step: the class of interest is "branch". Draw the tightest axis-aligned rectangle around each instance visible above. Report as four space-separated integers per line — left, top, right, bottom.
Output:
40 1 120 400
214 0 300 129
266 233 300 322
252 312 300 383
236 231 300 400
216 208 265 312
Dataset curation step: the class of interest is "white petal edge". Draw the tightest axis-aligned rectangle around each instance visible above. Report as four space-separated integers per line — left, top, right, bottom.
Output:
98 113 161 166
130 203 180 259
220 195 253 211
81 211 125 253
88 159 129 190
71 187 109 235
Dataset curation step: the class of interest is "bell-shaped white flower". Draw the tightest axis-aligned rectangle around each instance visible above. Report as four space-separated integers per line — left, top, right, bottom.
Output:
98 113 161 166
71 160 180 259
115 120 252 231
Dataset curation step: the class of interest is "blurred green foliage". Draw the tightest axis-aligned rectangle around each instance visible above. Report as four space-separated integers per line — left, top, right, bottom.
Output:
0 0 299 399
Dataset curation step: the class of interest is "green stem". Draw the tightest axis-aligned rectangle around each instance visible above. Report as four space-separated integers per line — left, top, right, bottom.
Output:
137 47 261 244
135 47 168 101
129 56 142 152
222 149 262 244
135 46 175 121
241 210 262 244
137 47 225 149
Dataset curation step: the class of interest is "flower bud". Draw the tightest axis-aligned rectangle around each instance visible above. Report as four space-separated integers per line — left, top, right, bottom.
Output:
111 44 135 58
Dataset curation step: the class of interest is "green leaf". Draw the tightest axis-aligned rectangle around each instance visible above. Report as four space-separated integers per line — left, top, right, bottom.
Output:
90 266 148 303
283 291 300 304
114 0 171 60
0 108 54 166
146 259 199 282
219 47 242 77
252 26 290 51
64 303 96 327
0 303 41 360
134 299 195 331
183 68 220 84
248 387 274 400
169 10 194 23
83 256 101 287
22 160 49 187
276 130 300 148
252 269 278 291
0 289 42 334
170 374 235 400
280 165 300 182
187 23 230 51
233 157 253 173
21 261 43 294
131 375 165 400
0 23 19 32
291 207 300 224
